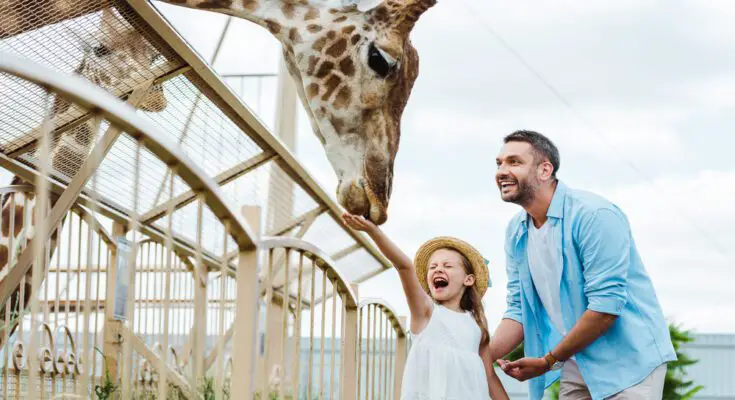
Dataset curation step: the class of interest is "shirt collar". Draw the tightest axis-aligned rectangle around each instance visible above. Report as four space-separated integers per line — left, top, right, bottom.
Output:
519 180 567 227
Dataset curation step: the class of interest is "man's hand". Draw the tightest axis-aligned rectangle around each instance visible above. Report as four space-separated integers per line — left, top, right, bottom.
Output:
497 357 549 382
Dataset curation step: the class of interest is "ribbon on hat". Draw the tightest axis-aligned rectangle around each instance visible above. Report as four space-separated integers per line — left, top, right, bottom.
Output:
483 258 492 288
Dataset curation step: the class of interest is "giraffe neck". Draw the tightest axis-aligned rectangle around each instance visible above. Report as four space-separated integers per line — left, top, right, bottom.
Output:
158 0 335 42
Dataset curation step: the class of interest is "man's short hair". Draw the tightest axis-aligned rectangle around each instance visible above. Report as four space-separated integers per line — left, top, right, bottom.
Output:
503 130 560 178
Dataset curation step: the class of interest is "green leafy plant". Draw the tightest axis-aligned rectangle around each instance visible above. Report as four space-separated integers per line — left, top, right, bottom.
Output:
94 347 119 400
663 323 704 400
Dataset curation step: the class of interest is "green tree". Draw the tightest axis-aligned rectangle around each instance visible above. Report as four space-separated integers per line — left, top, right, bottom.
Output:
664 323 704 400
500 322 703 400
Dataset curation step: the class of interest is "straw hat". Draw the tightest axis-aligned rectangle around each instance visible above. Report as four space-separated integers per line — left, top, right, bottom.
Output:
413 236 490 297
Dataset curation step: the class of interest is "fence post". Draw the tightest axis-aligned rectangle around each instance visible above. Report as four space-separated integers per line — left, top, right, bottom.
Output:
102 222 127 384
341 284 359 400
393 316 408 399
231 205 261 398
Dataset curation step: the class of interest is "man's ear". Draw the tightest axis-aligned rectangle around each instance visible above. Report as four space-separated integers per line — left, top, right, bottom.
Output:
538 161 554 181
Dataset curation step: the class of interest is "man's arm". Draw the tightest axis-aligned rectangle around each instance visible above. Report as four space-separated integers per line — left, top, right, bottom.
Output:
549 209 630 360
501 209 630 381
490 318 524 361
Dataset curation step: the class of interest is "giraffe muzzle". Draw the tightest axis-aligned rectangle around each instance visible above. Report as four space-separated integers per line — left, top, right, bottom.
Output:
337 178 388 225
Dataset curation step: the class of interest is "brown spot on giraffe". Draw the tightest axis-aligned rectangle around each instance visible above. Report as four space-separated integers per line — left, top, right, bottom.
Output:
330 116 345 132
334 86 352 110
326 38 347 58
307 56 319 76
363 24 372 31
2 203 21 238
333 15 347 23
307 24 322 33
342 25 356 35
281 3 296 19
242 0 259 11
328 8 339 14
198 0 233 9
265 19 281 35
312 37 327 52
304 7 319 20
314 61 334 79
350 34 361 45
307 83 320 99
339 57 355 76
322 75 341 101
0 245 7 269
288 28 302 44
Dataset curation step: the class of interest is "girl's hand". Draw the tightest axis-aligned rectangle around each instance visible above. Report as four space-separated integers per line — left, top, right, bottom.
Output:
341 212 377 234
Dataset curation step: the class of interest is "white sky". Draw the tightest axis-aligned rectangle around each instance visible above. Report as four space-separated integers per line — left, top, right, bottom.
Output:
2 1 727 335
152 0 735 334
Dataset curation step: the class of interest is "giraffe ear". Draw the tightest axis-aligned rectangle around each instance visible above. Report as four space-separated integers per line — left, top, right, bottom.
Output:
99 8 122 40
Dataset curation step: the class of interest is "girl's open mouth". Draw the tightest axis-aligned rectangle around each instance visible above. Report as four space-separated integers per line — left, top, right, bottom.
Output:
432 276 449 289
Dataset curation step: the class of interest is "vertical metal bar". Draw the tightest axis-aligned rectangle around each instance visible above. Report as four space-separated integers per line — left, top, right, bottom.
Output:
292 253 303 397
158 171 176 399
215 226 229 400
392 317 408 400
91 236 103 388
383 314 390 399
230 206 260 399
329 281 337 399
27 89 55 400
307 259 315 400
375 308 385 393
262 249 274 396
371 305 378 399
357 307 363 400
192 194 206 388
2 193 13 398
279 250 290 400
78 220 95 396
121 140 142 399
318 270 327 400
365 306 371 400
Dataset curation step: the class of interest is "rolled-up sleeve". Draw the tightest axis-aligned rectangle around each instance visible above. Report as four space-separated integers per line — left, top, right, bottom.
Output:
503 232 523 324
578 209 631 316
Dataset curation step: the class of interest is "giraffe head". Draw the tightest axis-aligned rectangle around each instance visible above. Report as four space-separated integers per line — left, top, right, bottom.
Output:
70 9 169 114
48 9 170 179
271 0 437 224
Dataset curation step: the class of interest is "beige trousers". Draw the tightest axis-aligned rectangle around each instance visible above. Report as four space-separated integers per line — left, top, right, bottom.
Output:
559 359 667 400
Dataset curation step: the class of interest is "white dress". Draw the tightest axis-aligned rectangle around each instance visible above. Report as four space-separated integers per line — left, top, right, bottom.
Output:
400 303 490 400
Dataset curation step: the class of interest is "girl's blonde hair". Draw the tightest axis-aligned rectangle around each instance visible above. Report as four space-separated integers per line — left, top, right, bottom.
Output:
439 248 490 347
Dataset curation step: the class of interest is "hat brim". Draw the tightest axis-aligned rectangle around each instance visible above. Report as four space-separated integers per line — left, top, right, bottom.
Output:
413 236 489 298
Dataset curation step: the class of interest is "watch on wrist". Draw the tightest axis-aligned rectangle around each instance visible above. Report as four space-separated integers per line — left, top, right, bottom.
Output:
544 352 564 371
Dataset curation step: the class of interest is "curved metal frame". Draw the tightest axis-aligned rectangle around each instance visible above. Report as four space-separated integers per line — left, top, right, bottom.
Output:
259 236 359 309
359 298 408 338
0 52 256 251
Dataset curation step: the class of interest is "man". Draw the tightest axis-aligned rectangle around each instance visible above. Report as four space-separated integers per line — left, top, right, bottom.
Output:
489 130 676 400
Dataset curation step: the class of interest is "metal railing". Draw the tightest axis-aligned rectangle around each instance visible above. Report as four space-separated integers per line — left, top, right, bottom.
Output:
0 53 258 399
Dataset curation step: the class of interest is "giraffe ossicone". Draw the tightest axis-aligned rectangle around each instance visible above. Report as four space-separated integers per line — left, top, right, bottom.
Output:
157 0 437 224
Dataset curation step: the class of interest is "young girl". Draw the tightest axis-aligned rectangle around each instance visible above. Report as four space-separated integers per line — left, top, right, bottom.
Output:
342 213 509 400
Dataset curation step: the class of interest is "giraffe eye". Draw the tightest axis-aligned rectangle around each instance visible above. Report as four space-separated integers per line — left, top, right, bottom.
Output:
93 45 112 58
367 43 397 78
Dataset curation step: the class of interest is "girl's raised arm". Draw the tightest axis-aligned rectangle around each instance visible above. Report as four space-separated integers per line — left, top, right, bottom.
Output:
341 213 433 333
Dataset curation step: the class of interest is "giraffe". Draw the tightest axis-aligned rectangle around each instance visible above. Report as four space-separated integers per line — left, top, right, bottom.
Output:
153 0 436 225
0 9 169 348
